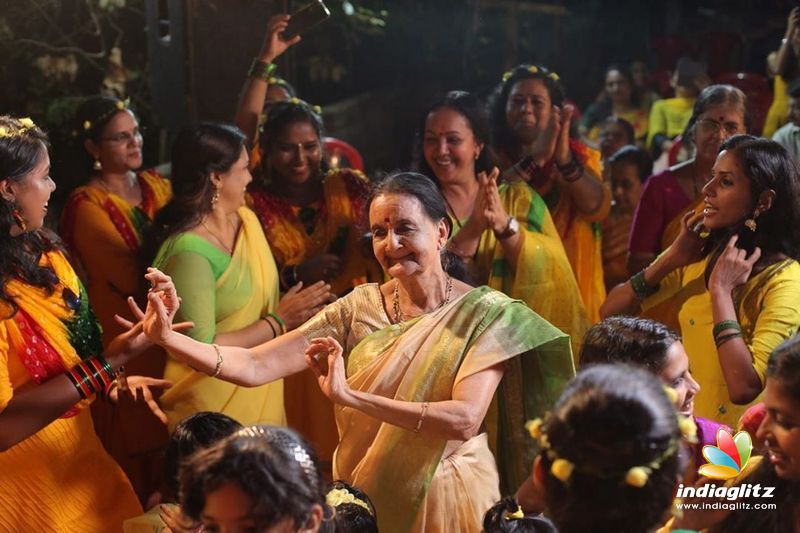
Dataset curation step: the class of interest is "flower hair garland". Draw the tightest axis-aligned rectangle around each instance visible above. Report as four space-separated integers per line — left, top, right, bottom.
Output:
326 487 372 515
525 410 696 488
73 98 131 138
502 65 560 83
0 117 37 139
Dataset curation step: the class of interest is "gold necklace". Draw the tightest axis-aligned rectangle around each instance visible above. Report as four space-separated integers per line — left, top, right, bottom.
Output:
392 275 453 323
201 217 235 254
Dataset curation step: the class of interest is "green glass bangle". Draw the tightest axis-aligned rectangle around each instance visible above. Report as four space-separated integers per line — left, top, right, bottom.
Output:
249 59 277 81
712 320 741 340
715 332 743 348
268 312 286 334
630 269 657 299
95 354 117 380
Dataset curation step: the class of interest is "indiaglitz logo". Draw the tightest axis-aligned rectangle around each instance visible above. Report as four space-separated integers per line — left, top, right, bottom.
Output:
698 428 753 480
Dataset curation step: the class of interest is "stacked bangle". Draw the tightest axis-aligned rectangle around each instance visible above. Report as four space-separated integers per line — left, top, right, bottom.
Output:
66 356 117 400
556 155 583 182
713 320 742 348
249 58 277 82
516 155 543 181
630 269 658 299
268 312 287 335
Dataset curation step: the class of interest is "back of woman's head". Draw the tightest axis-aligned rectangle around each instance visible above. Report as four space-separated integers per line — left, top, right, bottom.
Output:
180 425 326 531
767 334 800 402
483 496 557 532
537 364 683 533
162 412 243 501
607 145 653 183
580 316 679 373
489 64 566 150
711 134 800 259
146 122 246 263
413 90 495 179
683 84 747 148
367 171 469 282
326 480 378 533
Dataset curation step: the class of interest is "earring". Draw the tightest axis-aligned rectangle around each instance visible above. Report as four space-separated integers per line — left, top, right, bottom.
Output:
211 188 220 208
11 207 27 232
744 209 759 232
93 159 102 171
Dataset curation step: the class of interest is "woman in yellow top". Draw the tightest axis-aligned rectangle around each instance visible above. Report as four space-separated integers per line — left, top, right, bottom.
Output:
59 95 173 498
235 16 381 463
490 64 611 323
414 90 588 358
601 135 800 428
0 116 176 531
148 123 333 432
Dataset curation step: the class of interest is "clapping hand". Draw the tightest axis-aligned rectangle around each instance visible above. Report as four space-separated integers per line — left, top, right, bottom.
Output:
305 336 350 405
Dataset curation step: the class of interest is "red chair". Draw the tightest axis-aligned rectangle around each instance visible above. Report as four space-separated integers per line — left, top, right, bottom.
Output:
323 137 364 172
699 32 743 77
713 72 773 133
649 69 674 98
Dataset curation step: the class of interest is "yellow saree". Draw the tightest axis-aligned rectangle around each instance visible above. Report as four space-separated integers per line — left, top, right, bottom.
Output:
300 284 574 532
154 207 284 430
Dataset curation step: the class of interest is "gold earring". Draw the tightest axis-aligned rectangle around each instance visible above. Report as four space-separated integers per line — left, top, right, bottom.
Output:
744 209 759 231
211 188 220 208
93 159 102 171
11 207 27 232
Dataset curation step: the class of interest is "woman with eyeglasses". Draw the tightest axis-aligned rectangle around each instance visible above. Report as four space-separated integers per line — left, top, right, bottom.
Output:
59 95 173 500
628 85 747 276
602 135 800 428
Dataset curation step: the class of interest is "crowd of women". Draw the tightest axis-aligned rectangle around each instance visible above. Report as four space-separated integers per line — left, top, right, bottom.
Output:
2 9 800 533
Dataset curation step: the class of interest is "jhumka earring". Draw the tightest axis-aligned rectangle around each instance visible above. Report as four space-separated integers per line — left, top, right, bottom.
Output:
211 189 220 208
744 209 759 232
93 159 103 171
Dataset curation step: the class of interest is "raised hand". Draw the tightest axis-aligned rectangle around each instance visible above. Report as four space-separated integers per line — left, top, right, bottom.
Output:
709 235 761 294
479 167 510 235
554 104 574 166
305 336 350 404
260 14 302 63
276 280 335 330
529 105 560 166
667 211 707 269
108 375 174 424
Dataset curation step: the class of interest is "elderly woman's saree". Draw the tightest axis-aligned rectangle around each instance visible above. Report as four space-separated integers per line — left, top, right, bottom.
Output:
301 284 574 532
154 207 284 430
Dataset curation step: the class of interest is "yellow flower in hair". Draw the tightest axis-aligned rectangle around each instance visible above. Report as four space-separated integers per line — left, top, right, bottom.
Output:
116 100 126 110
502 71 512 82
528 65 539 74
312 105 322 114
83 120 92 130
678 416 698 443
550 458 574 482
663 386 678 404
625 466 650 487
290 97 301 105
505 505 525 520
0 127 8 137
18 117 35 129
326 488 372 513
525 418 544 440
548 72 560 81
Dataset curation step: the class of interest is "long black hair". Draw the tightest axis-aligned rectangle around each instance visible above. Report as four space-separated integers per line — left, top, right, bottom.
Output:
582 64 641 132
0 116 61 318
366 171 470 283
145 122 247 266
412 90 496 182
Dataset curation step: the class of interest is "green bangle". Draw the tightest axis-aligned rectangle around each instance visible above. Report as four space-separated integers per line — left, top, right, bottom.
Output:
712 320 741 340
249 59 277 81
630 269 658 299
268 312 286 334
715 332 743 348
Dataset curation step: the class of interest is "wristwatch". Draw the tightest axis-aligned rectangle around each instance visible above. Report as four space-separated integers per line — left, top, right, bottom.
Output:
495 216 520 240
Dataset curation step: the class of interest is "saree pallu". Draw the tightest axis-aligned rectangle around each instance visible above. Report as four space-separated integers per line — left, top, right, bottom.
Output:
0 249 141 531
472 180 589 360
60 169 172 498
642 256 800 427
155 207 285 430
334 286 574 532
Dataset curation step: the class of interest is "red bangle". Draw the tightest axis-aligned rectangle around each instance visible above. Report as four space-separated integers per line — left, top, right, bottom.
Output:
70 365 94 398
87 358 114 391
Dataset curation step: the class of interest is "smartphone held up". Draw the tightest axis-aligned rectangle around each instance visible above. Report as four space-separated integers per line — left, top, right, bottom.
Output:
282 0 331 40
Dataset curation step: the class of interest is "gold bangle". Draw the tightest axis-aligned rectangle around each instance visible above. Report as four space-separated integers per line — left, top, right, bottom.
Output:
413 402 430 433
210 343 223 378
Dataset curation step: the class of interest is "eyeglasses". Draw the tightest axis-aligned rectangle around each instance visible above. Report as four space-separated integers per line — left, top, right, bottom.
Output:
102 127 143 144
696 118 743 136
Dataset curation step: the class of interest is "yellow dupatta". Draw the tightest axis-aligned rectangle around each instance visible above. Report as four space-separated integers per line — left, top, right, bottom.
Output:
333 287 573 532
158 208 284 430
474 181 589 359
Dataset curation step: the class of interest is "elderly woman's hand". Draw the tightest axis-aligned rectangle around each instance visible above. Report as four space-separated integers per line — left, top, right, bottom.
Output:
306 336 351 405
708 235 761 296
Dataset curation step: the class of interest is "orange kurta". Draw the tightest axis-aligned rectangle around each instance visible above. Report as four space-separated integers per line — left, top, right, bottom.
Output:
0 249 142 531
60 169 172 499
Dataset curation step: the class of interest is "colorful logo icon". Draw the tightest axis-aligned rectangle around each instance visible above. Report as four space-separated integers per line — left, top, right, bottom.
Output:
698 428 752 480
